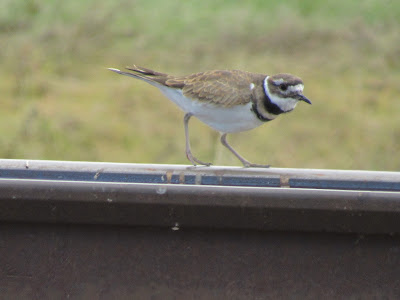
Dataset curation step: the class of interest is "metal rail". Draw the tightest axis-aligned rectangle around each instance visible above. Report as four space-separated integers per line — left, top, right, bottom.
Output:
0 159 399 233
1 159 400 190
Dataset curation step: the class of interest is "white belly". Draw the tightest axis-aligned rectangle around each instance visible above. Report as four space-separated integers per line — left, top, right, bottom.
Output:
157 86 264 133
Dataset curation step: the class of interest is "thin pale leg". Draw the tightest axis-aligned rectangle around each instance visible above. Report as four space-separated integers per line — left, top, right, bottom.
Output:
184 113 212 166
220 133 270 168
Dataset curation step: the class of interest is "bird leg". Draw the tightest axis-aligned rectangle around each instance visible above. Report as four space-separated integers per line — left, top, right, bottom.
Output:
184 113 212 166
220 133 270 168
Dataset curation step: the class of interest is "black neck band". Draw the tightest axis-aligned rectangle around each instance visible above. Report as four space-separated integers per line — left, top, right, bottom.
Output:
262 90 285 115
252 87 287 122
252 103 272 122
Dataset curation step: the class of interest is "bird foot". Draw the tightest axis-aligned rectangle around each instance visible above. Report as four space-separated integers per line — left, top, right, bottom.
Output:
186 152 212 167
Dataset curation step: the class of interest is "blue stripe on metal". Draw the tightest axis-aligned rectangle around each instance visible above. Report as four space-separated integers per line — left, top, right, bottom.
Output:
200 175 280 187
0 170 166 184
2 169 399 191
0 169 279 187
290 178 400 192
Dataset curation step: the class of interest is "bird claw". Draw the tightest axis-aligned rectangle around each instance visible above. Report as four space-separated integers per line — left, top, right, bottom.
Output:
186 152 212 167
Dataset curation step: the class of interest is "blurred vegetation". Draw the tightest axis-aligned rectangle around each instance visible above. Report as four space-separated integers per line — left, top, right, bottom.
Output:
0 0 399 170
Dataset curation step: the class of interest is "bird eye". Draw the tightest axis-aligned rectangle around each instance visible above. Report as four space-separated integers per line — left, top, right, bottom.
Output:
280 84 288 91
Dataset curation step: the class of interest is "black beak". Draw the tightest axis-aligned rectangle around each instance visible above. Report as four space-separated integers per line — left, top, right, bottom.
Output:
297 94 312 105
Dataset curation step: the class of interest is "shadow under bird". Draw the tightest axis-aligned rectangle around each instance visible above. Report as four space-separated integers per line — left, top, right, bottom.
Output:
108 65 311 167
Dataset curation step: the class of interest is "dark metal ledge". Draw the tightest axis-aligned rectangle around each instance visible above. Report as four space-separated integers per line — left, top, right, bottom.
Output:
0 159 399 234
2 159 400 298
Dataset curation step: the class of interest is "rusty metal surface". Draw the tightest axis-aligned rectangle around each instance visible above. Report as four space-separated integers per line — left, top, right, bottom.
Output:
1 224 400 299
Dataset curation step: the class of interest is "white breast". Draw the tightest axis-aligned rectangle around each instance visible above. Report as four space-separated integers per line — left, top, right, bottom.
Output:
157 85 264 133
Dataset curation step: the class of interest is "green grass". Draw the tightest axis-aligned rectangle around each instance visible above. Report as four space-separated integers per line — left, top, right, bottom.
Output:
1 0 400 170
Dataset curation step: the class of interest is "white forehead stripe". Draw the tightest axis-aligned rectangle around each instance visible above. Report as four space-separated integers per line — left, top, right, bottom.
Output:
288 84 304 93
249 83 255 90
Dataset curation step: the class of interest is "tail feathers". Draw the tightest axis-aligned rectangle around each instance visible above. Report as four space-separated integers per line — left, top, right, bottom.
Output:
108 65 168 86
125 65 168 77
108 67 143 79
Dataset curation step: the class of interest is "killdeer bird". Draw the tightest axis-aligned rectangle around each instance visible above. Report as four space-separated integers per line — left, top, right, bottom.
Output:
108 65 311 167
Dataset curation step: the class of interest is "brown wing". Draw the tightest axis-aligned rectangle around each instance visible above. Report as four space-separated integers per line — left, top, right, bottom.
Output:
166 70 263 107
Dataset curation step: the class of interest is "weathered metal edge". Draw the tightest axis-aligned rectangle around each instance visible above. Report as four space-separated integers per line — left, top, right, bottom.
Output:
0 178 399 234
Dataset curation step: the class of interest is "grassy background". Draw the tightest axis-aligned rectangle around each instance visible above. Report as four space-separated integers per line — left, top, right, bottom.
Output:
1 0 399 170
